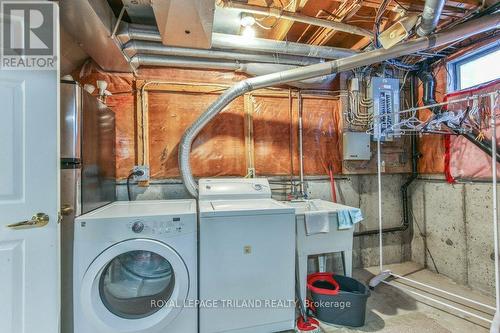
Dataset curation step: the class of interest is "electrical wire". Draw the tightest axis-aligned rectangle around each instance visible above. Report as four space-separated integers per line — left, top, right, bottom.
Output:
126 169 146 201
127 172 135 201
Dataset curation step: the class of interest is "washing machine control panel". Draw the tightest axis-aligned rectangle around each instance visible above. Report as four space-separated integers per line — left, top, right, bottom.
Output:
131 221 144 233
128 217 186 235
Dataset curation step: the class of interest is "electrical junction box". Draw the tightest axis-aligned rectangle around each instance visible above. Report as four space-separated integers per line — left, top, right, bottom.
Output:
343 132 371 160
368 77 400 141
132 165 150 182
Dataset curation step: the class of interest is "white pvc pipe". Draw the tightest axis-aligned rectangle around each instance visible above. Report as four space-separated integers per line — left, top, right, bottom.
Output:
298 91 305 197
377 132 383 272
491 92 500 312
383 281 493 323
390 273 496 311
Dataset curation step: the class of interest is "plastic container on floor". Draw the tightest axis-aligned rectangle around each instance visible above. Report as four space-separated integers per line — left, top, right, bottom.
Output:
307 273 370 327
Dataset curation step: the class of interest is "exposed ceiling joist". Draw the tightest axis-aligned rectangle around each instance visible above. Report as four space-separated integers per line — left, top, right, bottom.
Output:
359 0 469 15
307 0 364 46
267 0 310 40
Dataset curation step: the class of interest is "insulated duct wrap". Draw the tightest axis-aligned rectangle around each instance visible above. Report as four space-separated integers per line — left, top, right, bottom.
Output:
417 0 446 36
119 24 358 60
179 13 500 197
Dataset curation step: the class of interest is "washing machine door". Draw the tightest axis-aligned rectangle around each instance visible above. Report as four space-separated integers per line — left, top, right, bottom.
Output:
80 239 190 333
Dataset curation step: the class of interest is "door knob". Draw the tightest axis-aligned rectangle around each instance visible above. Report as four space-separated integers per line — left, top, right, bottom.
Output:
7 213 49 229
61 204 74 216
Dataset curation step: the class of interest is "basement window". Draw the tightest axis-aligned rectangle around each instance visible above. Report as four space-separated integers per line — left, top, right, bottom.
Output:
449 43 500 91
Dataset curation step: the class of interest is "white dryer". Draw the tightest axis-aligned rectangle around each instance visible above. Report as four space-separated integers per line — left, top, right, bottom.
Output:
73 200 197 333
198 178 296 333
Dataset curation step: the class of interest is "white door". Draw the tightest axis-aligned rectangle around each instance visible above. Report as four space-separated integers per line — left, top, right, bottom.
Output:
0 2 60 333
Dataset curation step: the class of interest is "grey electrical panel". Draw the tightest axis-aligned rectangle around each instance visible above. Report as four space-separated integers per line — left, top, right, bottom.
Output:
343 132 371 160
368 77 400 141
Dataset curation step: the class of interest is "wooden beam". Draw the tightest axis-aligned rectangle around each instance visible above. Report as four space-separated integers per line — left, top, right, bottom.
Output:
350 36 372 50
139 81 341 99
357 0 470 15
243 94 255 176
134 80 150 187
267 0 310 40
307 0 364 46
347 9 397 50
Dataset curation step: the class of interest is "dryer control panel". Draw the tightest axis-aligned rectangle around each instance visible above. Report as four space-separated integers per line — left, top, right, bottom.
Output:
127 217 187 235
199 178 271 200
74 200 197 242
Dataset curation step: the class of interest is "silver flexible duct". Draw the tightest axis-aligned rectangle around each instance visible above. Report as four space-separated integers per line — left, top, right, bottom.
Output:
131 55 241 70
179 13 500 197
124 40 321 66
211 33 357 59
417 0 446 36
118 24 358 60
131 55 336 88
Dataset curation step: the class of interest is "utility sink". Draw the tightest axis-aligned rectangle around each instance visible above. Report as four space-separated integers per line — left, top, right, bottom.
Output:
282 199 364 305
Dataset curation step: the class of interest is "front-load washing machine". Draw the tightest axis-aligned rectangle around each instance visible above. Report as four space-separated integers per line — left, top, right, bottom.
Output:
73 200 197 333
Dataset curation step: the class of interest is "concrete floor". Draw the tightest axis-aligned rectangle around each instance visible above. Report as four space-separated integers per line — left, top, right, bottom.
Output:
295 262 495 333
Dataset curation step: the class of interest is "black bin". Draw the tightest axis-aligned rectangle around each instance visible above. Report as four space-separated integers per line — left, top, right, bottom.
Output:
307 273 370 327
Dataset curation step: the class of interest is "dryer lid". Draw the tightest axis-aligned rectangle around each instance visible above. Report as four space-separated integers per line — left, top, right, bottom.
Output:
198 178 271 200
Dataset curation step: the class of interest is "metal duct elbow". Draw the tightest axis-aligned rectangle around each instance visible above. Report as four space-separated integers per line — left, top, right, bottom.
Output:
238 63 337 89
417 0 446 36
417 69 442 113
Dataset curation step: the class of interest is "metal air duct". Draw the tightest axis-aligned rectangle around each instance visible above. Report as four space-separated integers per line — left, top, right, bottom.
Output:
124 40 321 66
417 0 446 36
117 24 358 60
131 54 336 88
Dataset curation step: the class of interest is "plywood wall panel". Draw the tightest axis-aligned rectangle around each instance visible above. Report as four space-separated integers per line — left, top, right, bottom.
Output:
107 93 136 179
75 64 344 179
148 92 246 178
253 95 297 175
302 98 342 174
252 95 342 176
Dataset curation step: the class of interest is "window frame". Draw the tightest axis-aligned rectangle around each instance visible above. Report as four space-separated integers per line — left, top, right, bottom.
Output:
447 41 500 92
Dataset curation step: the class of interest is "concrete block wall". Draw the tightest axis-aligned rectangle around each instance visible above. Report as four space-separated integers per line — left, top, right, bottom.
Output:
410 177 498 295
117 174 411 271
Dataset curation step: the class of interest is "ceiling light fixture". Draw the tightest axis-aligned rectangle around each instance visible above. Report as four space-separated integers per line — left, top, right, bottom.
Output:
242 25 256 39
240 13 256 27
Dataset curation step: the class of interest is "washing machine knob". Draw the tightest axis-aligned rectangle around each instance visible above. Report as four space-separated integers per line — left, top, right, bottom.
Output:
132 221 144 233
253 184 263 191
